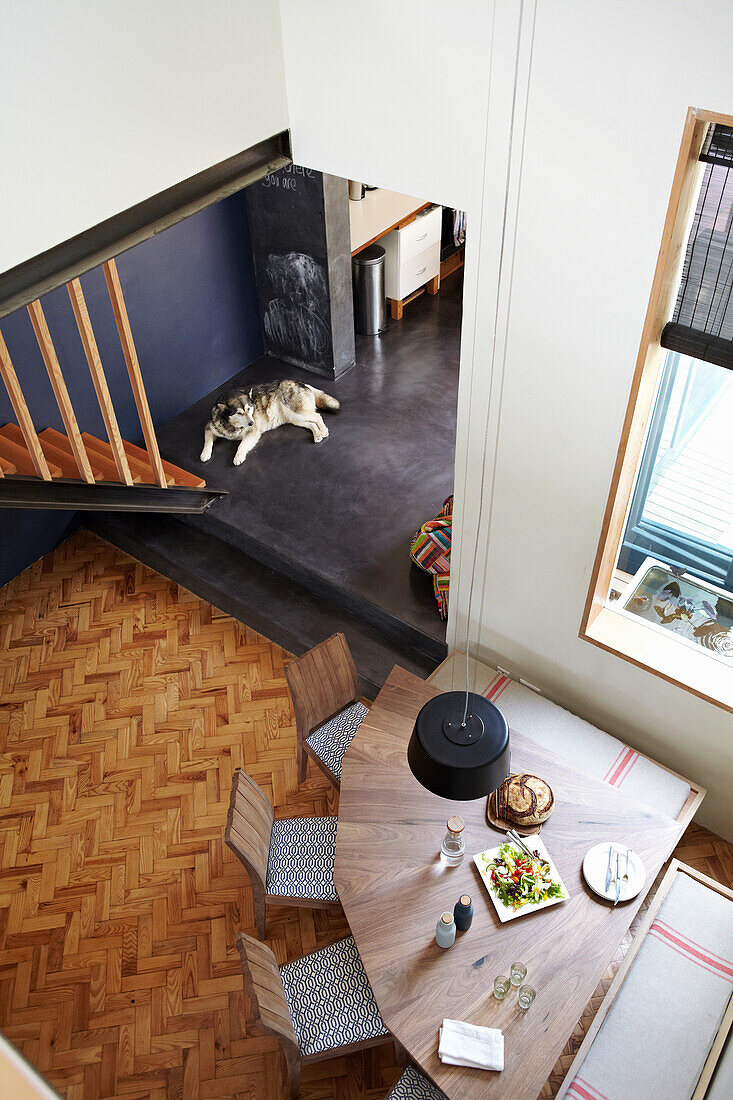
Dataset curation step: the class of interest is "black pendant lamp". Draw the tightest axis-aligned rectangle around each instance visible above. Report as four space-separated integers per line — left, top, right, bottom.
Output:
408 690 509 801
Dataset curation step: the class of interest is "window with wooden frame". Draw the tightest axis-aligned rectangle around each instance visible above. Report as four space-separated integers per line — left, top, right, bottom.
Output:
581 107 733 713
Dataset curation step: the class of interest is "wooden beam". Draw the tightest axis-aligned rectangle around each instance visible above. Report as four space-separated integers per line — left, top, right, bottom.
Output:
103 259 167 488
26 299 95 483
581 106 709 635
67 277 133 486
0 327 52 480
0 132 291 320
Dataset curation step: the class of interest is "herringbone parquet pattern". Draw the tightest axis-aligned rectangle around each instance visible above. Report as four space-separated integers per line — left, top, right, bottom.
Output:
0 530 731 1100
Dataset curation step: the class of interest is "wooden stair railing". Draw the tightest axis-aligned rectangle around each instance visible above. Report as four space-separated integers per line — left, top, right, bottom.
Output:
0 261 223 514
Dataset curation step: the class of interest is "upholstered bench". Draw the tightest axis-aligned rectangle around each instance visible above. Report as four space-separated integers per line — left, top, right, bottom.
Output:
558 860 733 1100
428 653 704 826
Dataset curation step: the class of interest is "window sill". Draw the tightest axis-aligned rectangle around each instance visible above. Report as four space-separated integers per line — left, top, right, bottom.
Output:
581 605 733 713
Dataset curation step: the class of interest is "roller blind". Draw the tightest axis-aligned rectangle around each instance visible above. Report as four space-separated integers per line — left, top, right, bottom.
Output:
660 124 733 370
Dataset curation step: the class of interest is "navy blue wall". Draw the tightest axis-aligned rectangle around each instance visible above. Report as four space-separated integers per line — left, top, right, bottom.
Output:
0 189 262 588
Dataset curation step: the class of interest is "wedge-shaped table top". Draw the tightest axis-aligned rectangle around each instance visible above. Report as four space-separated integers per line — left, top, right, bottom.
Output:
334 666 683 1100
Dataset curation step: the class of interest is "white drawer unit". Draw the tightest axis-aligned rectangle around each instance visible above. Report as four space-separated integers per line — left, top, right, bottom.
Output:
379 205 442 315
392 204 442 264
388 242 441 301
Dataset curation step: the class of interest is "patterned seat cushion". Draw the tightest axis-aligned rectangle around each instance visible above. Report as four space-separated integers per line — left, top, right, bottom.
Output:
387 1065 447 1100
429 655 691 820
305 701 368 781
266 816 338 902
279 935 388 1057
567 872 733 1100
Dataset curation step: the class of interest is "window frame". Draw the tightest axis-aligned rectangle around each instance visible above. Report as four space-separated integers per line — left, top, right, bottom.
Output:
580 106 733 714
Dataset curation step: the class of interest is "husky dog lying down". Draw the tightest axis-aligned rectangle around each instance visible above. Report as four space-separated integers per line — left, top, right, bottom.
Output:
200 379 340 466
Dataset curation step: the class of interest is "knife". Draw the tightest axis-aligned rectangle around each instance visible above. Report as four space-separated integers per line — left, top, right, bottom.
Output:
605 844 614 893
614 851 621 905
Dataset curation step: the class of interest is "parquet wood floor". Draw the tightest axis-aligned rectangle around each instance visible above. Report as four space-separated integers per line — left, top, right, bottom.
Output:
0 530 731 1100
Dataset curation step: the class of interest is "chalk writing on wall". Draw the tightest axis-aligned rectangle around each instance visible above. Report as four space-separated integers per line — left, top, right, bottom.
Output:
261 165 316 193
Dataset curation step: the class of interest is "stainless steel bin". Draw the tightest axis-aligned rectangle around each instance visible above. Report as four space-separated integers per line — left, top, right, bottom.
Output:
352 244 387 335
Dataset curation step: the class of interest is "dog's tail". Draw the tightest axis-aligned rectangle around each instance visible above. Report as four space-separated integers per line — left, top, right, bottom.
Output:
307 384 340 411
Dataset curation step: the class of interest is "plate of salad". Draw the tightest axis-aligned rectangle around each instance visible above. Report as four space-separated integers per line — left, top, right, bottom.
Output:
473 837 569 922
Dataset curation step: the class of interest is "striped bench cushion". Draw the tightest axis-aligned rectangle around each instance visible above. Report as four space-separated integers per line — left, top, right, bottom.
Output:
429 655 690 820
705 1021 733 1099
567 872 733 1100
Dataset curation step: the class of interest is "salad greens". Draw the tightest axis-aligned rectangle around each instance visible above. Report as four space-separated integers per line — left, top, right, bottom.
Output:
482 843 564 912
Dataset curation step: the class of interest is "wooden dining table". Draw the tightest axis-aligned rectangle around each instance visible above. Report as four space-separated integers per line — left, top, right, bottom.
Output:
334 666 684 1100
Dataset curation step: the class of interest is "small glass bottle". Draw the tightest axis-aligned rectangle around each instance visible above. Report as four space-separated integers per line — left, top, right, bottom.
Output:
440 815 465 866
435 911 456 949
454 894 473 931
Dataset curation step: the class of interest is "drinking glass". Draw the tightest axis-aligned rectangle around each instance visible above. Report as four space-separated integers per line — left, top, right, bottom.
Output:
510 962 527 986
493 975 510 1000
518 984 536 1009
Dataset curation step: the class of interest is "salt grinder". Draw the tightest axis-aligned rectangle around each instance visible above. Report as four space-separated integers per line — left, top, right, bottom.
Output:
435 911 456 949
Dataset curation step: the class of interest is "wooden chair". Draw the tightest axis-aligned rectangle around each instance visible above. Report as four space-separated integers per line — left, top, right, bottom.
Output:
385 1065 447 1099
237 931 391 1100
225 768 341 939
284 632 368 787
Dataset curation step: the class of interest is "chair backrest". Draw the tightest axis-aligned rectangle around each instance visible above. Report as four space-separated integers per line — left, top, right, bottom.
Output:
237 931 299 1061
224 768 275 893
284 633 360 740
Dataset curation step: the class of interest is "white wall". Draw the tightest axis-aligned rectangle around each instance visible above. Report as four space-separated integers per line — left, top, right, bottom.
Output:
280 0 733 839
465 0 733 840
0 0 289 275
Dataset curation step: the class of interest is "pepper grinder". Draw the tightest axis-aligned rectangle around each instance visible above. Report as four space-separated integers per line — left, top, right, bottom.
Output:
435 911 456 949
454 894 474 932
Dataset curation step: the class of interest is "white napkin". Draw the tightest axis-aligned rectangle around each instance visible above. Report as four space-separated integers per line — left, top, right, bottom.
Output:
438 1018 504 1071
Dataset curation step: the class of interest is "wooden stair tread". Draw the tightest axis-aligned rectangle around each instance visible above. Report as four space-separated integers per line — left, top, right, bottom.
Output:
81 432 204 488
80 432 154 485
121 437 206 489
4 424 205 489
1 423 102 481
40 427 141 484
0 427 62 478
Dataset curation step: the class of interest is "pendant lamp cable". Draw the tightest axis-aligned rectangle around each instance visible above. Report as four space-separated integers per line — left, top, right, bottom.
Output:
460 0 533 728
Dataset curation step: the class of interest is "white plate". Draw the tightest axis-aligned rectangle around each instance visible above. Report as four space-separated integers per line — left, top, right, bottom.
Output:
473 836 570 922
582 842 645 903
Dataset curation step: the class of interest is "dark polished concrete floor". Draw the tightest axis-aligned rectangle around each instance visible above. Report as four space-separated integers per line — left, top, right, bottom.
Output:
156 273 462 650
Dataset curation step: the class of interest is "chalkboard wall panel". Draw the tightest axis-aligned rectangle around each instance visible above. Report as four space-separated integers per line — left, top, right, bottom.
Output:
246 165 355 378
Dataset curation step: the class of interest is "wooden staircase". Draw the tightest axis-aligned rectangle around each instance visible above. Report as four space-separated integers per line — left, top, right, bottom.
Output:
0 258 223 513
0 423 205 488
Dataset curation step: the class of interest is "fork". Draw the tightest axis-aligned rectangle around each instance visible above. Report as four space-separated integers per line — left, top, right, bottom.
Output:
622 847 630 889
614 851 621 906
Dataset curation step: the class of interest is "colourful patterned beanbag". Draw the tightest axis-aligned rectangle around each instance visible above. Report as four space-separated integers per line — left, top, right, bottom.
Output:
410 495 453 618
